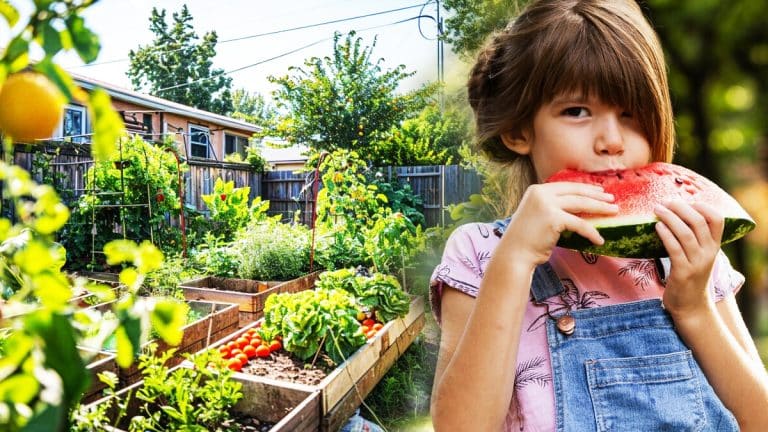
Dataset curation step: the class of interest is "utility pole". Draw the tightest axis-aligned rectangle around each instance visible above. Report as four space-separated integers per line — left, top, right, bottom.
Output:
436 0 445 111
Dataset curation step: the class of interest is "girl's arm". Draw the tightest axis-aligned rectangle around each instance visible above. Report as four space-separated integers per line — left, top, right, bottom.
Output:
655 201 768 431
431 256 535 431
431 183 618 430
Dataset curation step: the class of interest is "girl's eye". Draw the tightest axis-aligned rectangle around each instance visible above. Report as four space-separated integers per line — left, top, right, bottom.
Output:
621 111 634 118
563 107 589 117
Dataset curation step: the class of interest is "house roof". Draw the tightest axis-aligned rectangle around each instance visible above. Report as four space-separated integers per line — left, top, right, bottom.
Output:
260 143 310 163
71 72 261 133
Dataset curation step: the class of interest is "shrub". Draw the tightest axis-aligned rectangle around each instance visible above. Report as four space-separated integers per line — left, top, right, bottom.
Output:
233 219 310 281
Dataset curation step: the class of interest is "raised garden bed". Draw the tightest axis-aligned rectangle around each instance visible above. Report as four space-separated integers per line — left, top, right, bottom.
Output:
79 348 118 404
83 368 321 432
180 271 321 327
88 299 239 387
208 296 425 431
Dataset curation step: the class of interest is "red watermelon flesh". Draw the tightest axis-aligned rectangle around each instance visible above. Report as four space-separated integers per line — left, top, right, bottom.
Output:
544 162 756 258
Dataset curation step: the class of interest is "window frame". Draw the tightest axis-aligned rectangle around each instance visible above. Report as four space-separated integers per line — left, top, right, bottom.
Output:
61 104 88 143
188 124 211 159
224 133 249 159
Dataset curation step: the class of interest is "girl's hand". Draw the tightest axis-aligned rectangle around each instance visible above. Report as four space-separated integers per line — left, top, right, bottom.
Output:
501 182 618 267
654 201 724 316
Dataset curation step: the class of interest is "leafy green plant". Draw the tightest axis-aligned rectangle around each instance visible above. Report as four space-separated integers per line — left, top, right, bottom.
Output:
369 175 426 228
187 233 241 278
259 288 366 364
201 178 251 241
61 135 185 269
69 345 243 431
233 219 310 281
313 149 426 276
316 268 411 323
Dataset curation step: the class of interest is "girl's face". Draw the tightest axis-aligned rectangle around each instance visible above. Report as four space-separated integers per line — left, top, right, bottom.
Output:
505 93 652 182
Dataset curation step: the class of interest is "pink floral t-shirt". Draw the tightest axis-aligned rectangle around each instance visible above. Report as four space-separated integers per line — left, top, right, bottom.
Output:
430 222 744 432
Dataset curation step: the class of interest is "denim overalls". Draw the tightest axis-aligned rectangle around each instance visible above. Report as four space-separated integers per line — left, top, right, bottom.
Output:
528 261 739 431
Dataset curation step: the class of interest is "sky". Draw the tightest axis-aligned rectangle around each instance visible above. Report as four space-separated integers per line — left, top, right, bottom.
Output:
6 0 461 98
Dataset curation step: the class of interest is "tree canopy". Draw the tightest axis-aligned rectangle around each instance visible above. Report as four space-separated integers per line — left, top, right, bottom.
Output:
261 31 434 162
127 5 233 115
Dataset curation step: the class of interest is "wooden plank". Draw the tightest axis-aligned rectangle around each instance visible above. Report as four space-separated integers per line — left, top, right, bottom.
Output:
181 272 320 327
321 313 426 432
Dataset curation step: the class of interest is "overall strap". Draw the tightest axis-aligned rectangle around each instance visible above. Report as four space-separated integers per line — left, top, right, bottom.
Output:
531 262 565 303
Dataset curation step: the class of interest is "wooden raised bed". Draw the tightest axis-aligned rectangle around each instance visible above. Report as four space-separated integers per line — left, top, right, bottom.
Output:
84 370 321 432
89 299 239 387
79 348 118 404
180 271 321 327
209 296 425 431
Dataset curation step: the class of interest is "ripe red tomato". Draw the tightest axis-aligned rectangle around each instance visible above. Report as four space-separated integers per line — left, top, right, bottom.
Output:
220 193 227 201
227 358 242 371
362 319 375 328
268 340 282 352
242 345 257 358
218 346 231 359
255 345 271 358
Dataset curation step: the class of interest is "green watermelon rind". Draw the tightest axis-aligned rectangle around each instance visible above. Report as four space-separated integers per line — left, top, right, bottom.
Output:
557 217 756 258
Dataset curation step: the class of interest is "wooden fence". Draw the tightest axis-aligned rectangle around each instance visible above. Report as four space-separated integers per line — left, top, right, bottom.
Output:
12 146 481 228
261 165 482 227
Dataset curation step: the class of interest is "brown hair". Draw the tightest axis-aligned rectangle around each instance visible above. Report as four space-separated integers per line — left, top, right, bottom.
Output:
467 0 674 213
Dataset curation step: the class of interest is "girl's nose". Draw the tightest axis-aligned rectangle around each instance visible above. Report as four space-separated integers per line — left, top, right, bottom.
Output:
595 115 624 155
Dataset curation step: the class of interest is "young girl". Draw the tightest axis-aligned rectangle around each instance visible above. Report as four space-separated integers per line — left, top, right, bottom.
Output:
429 1 768 431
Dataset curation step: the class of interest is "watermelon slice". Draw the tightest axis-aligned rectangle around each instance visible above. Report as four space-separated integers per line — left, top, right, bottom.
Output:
545 162 756 258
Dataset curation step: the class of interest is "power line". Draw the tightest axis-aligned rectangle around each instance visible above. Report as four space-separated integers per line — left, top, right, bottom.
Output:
69 3 429 69
154 14 438 93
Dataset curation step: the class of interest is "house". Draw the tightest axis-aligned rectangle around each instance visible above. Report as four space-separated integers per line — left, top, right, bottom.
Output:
56 73 261 161
258 142 310 171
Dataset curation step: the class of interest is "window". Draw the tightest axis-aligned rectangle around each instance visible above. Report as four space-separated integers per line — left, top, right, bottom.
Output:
189 125 210 158
142 114 153 141
224 133 249 158
62 105 87 143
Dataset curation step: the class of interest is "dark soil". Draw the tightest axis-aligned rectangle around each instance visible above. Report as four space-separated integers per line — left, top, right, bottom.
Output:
240 349 336 386
221 413 276 432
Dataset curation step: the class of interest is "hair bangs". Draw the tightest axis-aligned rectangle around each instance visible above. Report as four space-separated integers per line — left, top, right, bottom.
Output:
534 15 659 143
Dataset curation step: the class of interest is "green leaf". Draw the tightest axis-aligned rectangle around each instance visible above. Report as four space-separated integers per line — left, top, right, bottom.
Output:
0 1 20 27
40 21 63 57
0 373 39 403
89 89 125 161
33 60 75 101
103 239 137 265
26 311 89 405
4 36 29 72
150 299 185 347
66 15 100 63
115 322 138 369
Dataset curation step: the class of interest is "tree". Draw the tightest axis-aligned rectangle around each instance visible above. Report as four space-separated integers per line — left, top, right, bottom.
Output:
230 88 276 128
370 102 471 166
128 5 233 115
262 31 434 161
441 0 522 56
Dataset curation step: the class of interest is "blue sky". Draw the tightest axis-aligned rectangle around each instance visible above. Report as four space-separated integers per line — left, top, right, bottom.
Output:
7 0 459 97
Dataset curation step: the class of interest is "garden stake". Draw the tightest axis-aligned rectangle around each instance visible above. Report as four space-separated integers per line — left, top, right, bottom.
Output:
205 303 215 347
309 151 329 273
